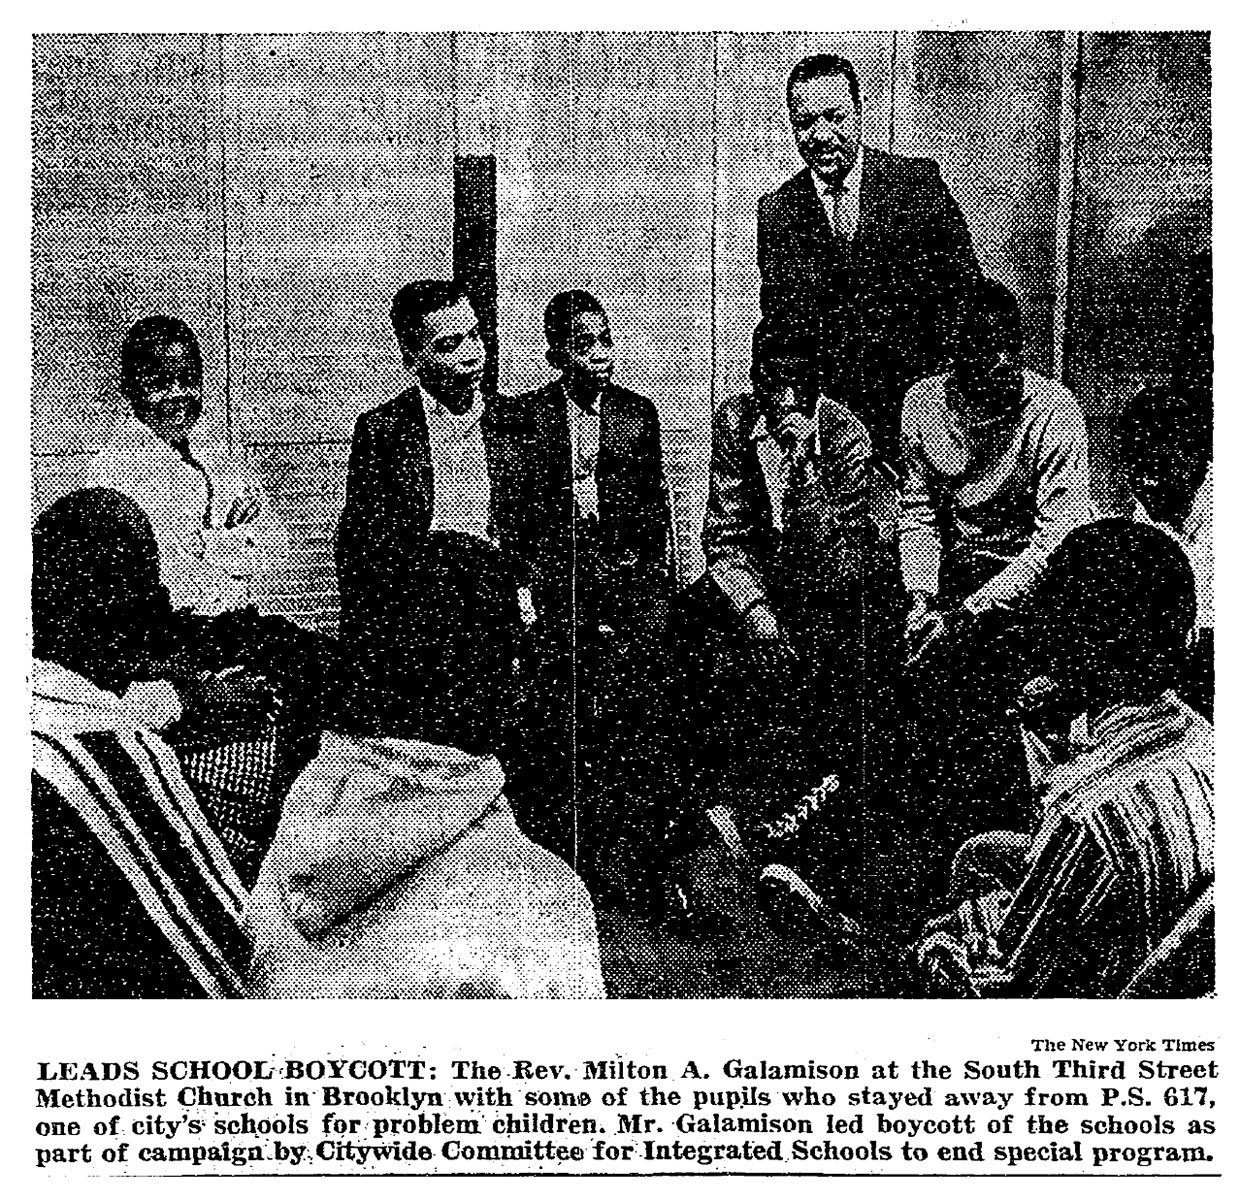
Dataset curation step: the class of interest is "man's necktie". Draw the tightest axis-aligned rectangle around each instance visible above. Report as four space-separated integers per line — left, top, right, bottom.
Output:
827 184 846 245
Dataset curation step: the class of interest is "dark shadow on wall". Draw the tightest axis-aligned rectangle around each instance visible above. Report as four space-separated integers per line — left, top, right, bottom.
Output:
1069 200 1212 509
906 30 1065 375
1072 195 1211 380
1001 150 1062 376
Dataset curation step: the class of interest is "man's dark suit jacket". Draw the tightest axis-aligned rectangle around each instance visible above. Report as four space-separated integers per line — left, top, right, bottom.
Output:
752 147 980 461
702 393 878 622
499 380 670 634
334 387 523 639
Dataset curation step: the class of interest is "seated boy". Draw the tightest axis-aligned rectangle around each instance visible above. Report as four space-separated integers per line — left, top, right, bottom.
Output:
89 315 340 878
32 489 249 998
912 521 1213 998
1119 385 1212 719
500 291 672 864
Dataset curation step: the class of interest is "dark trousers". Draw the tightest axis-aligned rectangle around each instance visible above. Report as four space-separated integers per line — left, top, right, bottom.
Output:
902 555 1033 874
668 560 904 904
145 606 341 885
508 543 670 872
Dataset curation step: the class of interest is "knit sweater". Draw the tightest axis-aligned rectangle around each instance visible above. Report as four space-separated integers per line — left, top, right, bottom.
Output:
898 369 1094 612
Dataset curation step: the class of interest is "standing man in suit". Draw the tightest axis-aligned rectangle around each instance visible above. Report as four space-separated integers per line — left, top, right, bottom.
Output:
754 53 981 464
335 280 535 698
504 290 672 873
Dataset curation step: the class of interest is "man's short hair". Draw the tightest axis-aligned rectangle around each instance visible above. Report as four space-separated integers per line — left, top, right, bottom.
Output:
339 531 519 755
1120 385 1211 487
390 281 470 359
787 54 862 111
119 315 203 404
1037 518 1196 695
543 289 606 351
956 277 1023 363
33 488 167 665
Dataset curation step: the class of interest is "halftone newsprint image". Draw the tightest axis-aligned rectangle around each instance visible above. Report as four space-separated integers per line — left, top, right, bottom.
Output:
20 18 1228 1188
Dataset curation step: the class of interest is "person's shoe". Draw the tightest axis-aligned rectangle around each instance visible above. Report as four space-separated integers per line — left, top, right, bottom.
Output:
705 804 751 864
759 862 864 941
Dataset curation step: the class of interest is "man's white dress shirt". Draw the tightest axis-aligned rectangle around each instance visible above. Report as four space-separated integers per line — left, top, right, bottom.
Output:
811 145 864 242
88 413 288 615
422 386 494 542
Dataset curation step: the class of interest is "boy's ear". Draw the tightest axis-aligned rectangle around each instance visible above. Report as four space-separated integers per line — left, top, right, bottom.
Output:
546 347 566 372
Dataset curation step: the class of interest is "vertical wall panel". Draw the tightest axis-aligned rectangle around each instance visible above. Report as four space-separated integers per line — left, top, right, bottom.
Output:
893 31 1064 373
457 31 576 399
1068 32 1211 507
223 33 455 627
32 34 225 481
224 33 456 446
224 33 454 444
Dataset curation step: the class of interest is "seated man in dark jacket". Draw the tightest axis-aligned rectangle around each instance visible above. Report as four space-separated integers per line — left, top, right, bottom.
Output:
505 290 671 641
501 290 672 866
685 389 901 907
335 280 534 644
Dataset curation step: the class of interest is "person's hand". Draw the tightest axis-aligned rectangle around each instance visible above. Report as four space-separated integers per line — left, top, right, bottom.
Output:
517 586 538 629
745 600 781 641
904 593 941 660
170 666 282 745
223 487 261 530
905 595 971 667
770 387 817 475
119 679 183 730
773 408 816 460
743 602 797 677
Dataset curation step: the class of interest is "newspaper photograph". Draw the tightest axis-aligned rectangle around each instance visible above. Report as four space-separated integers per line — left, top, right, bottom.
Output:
21 23 1225 1184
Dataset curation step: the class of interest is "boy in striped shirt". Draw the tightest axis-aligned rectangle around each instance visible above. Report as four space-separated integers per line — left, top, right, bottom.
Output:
915 520 1214 998
32 489 249 998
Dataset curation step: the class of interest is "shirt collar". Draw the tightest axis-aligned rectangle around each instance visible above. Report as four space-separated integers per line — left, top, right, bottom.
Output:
811 144 864 202
419 379 485 434
111 410 188 461
560 379 601 417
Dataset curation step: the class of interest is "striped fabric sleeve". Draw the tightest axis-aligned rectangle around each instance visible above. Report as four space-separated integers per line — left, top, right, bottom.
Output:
33 729 248 998
995 814 1111 995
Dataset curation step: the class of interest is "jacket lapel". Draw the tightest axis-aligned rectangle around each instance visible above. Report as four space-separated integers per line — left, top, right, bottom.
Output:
597 387 620 498
543 384 574 524
789 168 835 253
854 146 888 261
394 386 435 509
